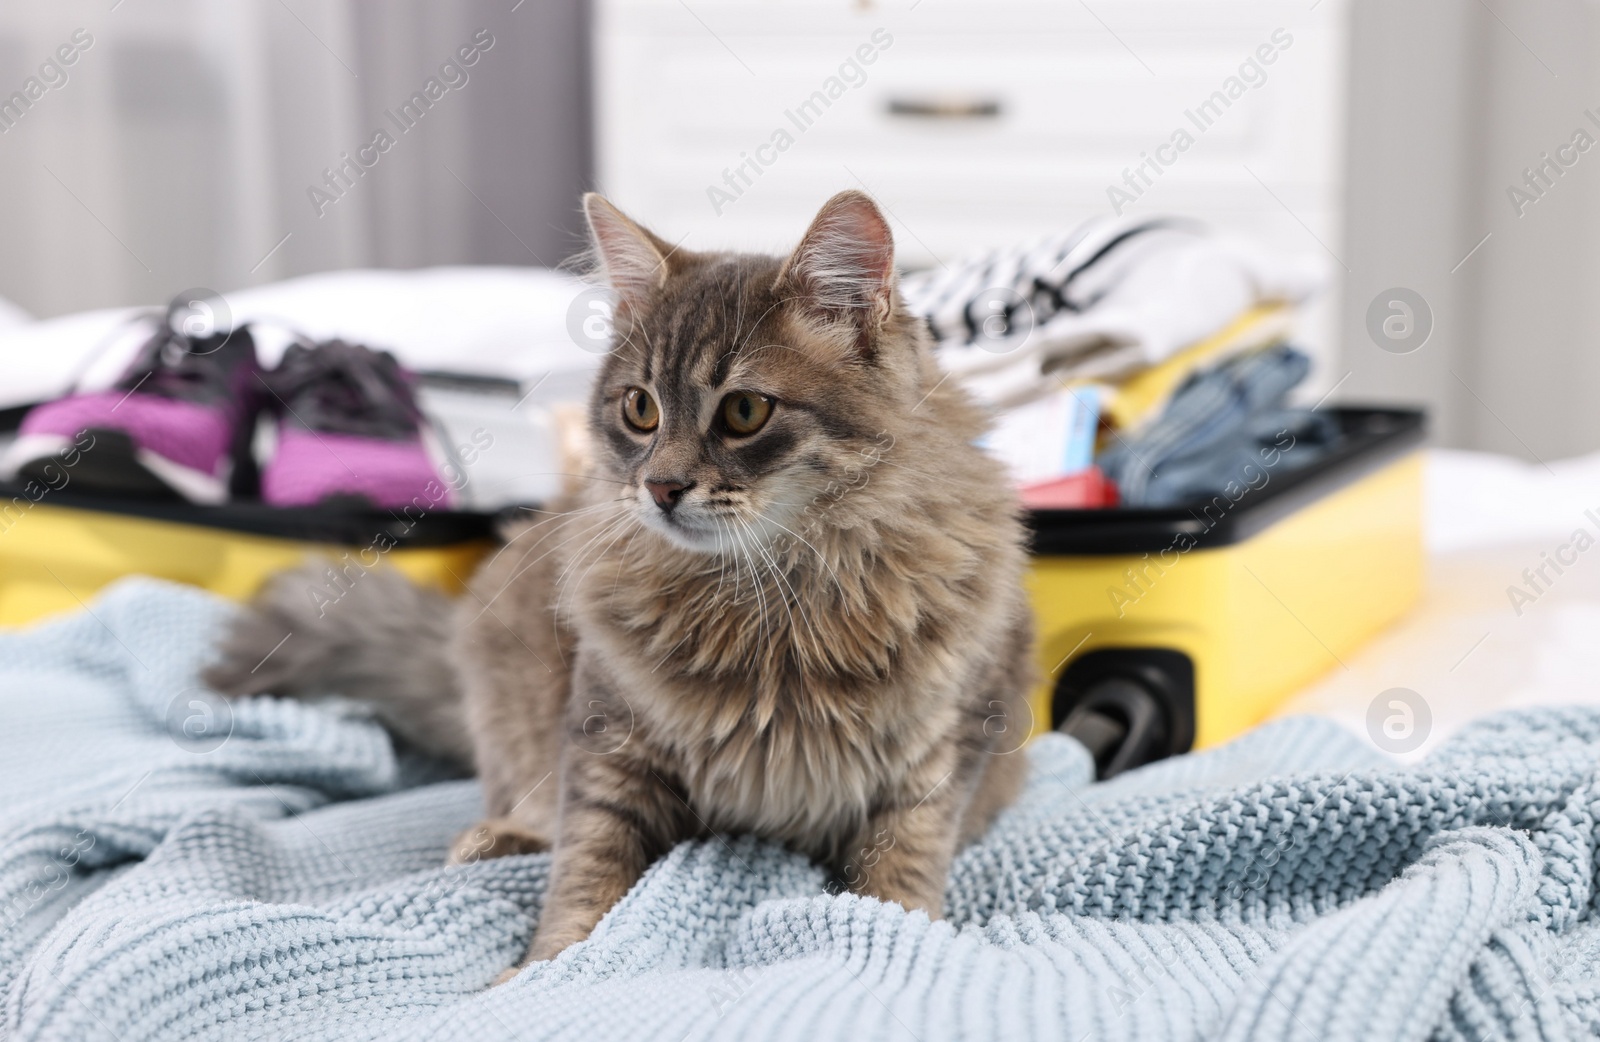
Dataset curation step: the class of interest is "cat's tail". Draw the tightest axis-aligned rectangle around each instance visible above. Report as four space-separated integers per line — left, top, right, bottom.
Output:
202 558 473 766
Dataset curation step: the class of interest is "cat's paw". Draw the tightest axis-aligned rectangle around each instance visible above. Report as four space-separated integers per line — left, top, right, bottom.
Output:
448 818 551 865
491 966 522 987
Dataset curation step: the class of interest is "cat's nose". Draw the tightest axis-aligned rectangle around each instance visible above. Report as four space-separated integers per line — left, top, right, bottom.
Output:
644 479 693 512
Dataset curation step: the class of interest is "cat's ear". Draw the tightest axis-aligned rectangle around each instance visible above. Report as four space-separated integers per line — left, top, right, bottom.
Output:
776 190 896 357
583 193 676 314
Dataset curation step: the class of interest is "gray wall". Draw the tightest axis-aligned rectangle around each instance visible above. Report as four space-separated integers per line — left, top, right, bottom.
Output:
1341 0 1600 462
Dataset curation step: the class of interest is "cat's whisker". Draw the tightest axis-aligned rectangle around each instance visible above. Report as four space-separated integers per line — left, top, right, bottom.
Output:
750 531 801 640
709 516 732 600
476 521 615 623
553 523 626 608
615 341 648 369
730 517 779 716
751 528 823 668
611 524 642 602
728 297 789 358
604 323 645 361
629 315 661 363
550 516 634 627
759 514 850 617
563 513 640 620
504 472 635 489
504 497 626 530
616 327 646 355
483 506 619 592
729 517 771 658
729 518 758 624
483 501 633 585
481 508 631 616
494 497 632 560
731 521 748 606
553 510 637 598
731 341 809 367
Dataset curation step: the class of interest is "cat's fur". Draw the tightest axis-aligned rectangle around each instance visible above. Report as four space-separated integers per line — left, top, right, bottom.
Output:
207 190 1036 970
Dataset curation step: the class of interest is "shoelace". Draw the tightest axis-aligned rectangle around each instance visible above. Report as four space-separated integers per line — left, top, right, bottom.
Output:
265 340 421 440
114 303 244 403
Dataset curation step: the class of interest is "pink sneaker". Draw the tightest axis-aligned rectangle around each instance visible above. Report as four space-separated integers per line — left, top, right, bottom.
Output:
259 340 453 511
2 304 259 502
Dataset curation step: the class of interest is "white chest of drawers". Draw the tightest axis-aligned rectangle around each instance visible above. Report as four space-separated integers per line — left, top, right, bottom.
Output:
595 0 1349 375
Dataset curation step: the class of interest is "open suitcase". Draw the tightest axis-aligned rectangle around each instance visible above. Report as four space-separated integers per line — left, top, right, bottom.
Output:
1028 407 1424 776
0 403 1424 776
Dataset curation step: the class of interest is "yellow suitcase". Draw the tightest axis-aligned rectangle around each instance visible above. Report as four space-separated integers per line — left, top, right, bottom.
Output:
1024 407 1424 775
0 405 1423 777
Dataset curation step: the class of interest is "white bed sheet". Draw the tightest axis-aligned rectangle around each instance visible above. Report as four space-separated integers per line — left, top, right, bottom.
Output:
0 267 603 411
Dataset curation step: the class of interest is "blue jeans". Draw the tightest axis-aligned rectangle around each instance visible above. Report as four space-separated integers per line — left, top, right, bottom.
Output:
1097 345 1338 506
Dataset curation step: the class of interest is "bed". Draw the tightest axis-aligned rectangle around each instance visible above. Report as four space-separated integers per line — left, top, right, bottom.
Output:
4 271 1600 1040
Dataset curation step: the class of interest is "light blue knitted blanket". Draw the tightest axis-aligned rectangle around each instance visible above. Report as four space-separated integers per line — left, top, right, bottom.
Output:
3 579 1599 1041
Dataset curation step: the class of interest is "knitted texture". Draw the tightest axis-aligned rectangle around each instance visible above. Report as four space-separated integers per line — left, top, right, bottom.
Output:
3 578 1600 1040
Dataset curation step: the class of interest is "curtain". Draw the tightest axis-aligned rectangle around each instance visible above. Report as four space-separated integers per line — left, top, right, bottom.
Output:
0 0 591 319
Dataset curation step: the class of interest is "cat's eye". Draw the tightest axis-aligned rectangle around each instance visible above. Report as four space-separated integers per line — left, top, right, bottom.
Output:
622 387 659 433
720 392 773 436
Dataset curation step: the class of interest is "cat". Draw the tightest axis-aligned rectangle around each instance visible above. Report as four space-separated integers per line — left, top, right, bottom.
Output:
207 189 1037 973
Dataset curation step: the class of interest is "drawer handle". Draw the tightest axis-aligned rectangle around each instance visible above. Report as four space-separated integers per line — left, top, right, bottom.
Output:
886 97 1002 120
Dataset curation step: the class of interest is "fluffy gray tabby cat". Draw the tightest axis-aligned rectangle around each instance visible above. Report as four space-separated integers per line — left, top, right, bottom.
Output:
208 190 1036 976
